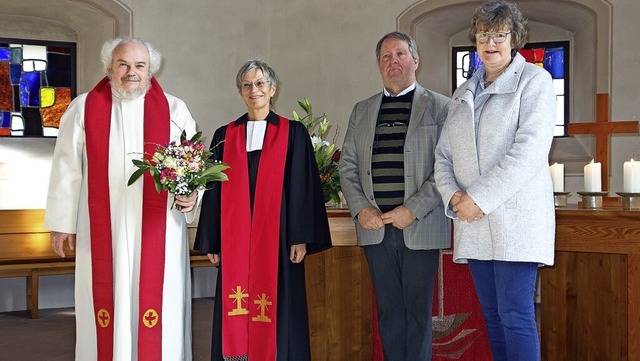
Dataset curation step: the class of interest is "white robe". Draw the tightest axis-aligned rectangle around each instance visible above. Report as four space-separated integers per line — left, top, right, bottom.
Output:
45 88 196 361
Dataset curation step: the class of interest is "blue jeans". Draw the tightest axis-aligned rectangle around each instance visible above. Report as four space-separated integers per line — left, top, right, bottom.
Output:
467 259 540 361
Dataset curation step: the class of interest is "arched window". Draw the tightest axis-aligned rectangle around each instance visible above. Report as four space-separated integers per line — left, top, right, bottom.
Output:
452 41 569 137
0 38 76 137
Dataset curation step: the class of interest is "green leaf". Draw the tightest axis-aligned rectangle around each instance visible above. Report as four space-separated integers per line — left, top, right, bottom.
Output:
132 159 148 167
200 163 231 178
127 167 148 186
190 131 203 143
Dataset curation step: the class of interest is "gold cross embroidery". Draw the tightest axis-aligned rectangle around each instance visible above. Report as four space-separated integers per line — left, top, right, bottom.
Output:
252 293 272 322
228 285 249 316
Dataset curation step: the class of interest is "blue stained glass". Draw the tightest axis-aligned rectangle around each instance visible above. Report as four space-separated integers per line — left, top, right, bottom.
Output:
467 51 482 79
543 48 564 79
10 64 20 84
1 111 10 127
19 81 29 106
10 47 22 64
0 48 9 61
21 72 41 107
0 39 75 137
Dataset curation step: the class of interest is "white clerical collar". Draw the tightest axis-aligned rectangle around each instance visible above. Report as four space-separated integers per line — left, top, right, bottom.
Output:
246 120 267 151
383 82 416 97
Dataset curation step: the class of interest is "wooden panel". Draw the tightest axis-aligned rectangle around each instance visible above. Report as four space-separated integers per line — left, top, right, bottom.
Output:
541 207 640 361
541 252 627 360
0 209 47 233
627 254 640 360
327 209 357 246
305 246 372 361
0 233 74 263
555 207 640 254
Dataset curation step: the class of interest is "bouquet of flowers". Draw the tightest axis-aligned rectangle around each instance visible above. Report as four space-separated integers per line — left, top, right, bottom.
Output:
292 98 341 205
128 129 229 209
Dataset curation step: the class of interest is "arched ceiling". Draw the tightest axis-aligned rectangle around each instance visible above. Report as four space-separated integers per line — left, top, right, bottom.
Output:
412 1 595 37
0 0 130 35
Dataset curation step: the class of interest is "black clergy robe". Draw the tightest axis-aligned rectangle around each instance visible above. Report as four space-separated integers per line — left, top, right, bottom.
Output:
194 111 332 361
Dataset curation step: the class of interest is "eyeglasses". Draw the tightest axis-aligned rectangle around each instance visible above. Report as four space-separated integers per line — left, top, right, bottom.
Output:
241 79 270 91
475 31 511 44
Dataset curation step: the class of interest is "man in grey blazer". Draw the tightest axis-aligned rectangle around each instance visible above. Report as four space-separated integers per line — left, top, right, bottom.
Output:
339 31 450 361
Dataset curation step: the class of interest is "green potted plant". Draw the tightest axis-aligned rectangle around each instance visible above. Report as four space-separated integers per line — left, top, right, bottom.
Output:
292 97 341 205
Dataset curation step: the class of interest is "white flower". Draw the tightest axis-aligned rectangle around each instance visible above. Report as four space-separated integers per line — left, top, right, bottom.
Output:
163 156 178 170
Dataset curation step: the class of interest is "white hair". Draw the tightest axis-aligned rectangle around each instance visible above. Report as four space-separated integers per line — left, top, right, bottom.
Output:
100 37 162 75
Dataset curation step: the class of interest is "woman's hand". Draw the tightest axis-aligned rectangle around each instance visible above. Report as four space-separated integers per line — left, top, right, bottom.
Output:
290 244 307 263
175 192 198 212
207 253 220 266
453 192 484 222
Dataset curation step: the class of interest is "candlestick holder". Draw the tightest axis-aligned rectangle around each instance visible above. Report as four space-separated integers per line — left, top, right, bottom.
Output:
553 192 571 207
577 191 608 209
616 192 640 210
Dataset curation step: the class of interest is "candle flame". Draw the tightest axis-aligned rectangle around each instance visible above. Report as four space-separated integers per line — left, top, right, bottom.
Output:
590 159 595 164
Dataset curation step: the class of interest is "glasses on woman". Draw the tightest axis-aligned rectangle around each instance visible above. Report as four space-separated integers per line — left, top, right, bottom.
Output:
241 79 270 92
475 31 511 44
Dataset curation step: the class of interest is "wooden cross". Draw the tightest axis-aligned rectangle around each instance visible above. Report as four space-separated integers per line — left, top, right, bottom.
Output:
567 93 639 192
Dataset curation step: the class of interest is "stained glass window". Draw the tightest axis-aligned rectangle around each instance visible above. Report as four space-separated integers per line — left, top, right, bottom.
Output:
452 41 569 137
0 38 76 137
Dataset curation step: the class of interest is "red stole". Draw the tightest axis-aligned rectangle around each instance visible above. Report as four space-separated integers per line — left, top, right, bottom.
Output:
85 76 170 360
220 116 289 360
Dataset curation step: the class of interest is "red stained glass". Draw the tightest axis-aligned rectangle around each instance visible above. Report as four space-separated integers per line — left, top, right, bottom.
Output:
0 62 12 111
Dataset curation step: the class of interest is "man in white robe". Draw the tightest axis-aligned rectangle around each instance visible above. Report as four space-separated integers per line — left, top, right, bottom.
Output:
45 37 198 361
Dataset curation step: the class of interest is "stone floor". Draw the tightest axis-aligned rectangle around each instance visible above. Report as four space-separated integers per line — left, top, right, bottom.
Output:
0 297 214 361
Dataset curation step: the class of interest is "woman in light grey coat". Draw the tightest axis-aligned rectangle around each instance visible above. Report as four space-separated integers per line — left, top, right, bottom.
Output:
434 1 555 360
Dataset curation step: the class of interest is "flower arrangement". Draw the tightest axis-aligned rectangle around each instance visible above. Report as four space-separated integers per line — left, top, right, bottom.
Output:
128 129 229 209
292 97 342 205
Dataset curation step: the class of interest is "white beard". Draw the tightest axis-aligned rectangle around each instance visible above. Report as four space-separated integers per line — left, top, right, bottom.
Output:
111 78 151 100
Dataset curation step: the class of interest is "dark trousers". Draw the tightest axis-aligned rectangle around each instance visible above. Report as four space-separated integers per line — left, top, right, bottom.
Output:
364 225 440 361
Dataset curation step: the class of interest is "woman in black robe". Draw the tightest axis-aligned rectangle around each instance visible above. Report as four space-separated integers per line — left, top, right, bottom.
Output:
194 59 331 361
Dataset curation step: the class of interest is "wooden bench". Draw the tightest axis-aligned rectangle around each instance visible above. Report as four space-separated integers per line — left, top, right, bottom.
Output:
0 209 212 319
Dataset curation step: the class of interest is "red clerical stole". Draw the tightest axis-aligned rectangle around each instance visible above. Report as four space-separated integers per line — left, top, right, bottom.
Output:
85 76 169 360
220 117 289 360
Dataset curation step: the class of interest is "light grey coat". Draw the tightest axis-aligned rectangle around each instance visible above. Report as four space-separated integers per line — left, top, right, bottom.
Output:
339 84 451 250
434 53 556 266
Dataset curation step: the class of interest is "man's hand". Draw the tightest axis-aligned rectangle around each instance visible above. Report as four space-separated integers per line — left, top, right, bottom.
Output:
381 205 416 229
175 191 198 213
51 231 76 258
207 253 220 266
357 207 384 230
290 244 307 263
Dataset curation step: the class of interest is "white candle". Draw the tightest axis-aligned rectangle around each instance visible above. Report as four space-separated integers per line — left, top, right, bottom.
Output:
549 163 564 192
623 158 640 193
584 159 601 192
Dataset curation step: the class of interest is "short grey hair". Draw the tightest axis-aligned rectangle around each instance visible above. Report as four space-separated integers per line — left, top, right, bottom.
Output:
468 0 528 55
375 32 419 64
235 59 279 93
100 37 162 75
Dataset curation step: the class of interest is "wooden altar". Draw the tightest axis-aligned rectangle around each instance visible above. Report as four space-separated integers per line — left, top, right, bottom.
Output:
305 208 373 361
540 206 640 360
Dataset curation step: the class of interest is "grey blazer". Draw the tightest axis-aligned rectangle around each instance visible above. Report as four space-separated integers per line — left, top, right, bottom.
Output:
339 84 451 250
434 53 556 266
